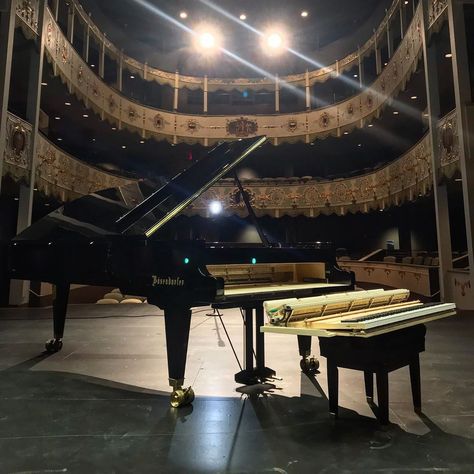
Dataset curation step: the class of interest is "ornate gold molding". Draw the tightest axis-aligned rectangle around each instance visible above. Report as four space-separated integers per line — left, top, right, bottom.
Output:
186 110 459 218
43 4 425 145
2 113 135 201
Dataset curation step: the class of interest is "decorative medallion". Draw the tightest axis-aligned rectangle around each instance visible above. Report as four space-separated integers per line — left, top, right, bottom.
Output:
153 113 164 130
11 126 26 156
319 112 330 128
128 106 137 122
77 66 84 84
187 119 198 133
46 22 53 47
41 148 56 165
108 94 117 113
228 188 255 206
91 82 100 98
61 40 69 64
441 121 454 153
347 103 354 116
226 117 258 137
366 94 374 109
380 78 386 92
287 118 298 132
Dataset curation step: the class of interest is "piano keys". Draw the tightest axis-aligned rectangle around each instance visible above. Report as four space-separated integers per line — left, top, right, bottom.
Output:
262 289 456 338
8 136 355 407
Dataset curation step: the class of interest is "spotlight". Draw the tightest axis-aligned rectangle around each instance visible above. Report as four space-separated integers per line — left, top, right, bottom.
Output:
209 200 223 215
54 116 61 120
410 95 417 100
194 26 222 53
239 13 247 20
82 114 89 118
262 29 287 55
65 102 71 106
41 82 47 86
179 11 188 19
445 53 453 58
301 11 308 17
393 111 399 115
130 75 135 79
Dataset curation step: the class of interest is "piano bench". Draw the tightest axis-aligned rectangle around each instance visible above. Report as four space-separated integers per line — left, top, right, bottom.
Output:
319 324 426 424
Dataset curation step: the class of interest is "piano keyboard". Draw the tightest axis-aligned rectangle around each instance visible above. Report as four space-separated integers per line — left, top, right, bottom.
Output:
262 288 456 337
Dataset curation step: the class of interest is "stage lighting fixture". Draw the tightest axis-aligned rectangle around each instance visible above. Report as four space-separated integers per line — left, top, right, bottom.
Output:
262 29 287 55
179 11 188 19
209 200 223 215
239 13 247 20
301 11 308 17
199 32 216 49
194 26 222 53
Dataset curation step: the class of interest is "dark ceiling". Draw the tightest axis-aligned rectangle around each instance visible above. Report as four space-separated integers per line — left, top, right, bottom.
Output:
77 0 392 76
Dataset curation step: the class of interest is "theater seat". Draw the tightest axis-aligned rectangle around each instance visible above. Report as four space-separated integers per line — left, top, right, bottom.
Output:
96 298 120 304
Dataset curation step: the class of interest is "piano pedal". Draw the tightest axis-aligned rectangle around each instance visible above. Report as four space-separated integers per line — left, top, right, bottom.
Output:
170 386 195 408
44 338 63 353
300 357 320 376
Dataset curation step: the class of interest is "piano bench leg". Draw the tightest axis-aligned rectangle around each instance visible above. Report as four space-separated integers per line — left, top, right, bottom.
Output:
364 371 374 400
409 356 422 413
376 371 389 425
45 283 70 353
327 361 339 418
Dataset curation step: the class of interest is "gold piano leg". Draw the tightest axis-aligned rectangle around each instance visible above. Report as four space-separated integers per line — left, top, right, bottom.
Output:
169 379 195 408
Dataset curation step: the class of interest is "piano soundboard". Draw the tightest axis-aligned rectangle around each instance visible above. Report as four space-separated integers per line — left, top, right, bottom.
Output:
262 288 456 338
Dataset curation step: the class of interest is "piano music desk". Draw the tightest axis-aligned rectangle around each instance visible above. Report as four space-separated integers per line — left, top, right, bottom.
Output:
319 324 426 425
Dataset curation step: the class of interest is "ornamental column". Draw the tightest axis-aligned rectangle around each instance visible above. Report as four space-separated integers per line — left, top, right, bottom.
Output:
421 0 453 301
98 38 105 79
173 70 179 111
387 17 394 58
117 50 123 91
374 31 382 75
305 70 310 109
447 0 474 273
400 0 407 38
67 2 74 43
83 22 89 62
51 0 59 21
9 0 47 305
275 74 280 112
0 0 16 193
358 48 365 88
203 75 208 113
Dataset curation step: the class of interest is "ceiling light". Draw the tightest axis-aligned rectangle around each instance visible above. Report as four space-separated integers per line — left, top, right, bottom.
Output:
353 74 358 78
199 32 216 49
57 137 63 141
343 131 349 135
122 145 127 149
82 114 89 118
140 140 145 144
41 82 47 86
130 75 135 79
357 143 362 147
209 200 223 215
410 95 417 99
111 126 117 130
14 197 19 201
445 53 453 58
423 113 429 117
179 11 187 19
393 111 399 115
301 11 308 17
262 29 287 55
368 124 374 127
54 116 61 120
404 0 409 4
90 64 95 68
65 102 71 106
239 13 246 20
384 62 388 66
455 178 462 182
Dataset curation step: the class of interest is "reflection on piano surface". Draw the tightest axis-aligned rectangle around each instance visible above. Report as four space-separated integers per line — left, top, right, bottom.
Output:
8 136 355 407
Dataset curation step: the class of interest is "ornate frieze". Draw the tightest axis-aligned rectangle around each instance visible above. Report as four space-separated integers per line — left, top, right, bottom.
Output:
16 0 39 34
428 0 448 29
67 0 423 91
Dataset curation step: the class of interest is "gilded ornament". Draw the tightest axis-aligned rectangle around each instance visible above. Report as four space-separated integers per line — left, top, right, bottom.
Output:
11 126 26 156
153 113 164 130
366 94 374 109
187 120 198 132
77 66 83 84
128 107 137 122
347 103 354 116
288 118 298 132
319 112 330 128
226 117 258 137
108 94 117 113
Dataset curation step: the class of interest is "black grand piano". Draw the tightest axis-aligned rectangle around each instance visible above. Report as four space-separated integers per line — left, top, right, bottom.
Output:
8 136 354 407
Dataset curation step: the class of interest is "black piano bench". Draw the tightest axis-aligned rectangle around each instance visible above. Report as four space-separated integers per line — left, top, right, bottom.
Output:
319 324 426 425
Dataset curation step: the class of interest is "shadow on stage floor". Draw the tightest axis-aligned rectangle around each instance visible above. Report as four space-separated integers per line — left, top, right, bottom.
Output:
1 355 474 473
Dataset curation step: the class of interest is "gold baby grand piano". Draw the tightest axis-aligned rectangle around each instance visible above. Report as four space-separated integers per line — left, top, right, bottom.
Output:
262 289 456 423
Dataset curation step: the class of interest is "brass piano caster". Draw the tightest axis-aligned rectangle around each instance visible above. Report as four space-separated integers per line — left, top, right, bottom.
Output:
45 338 63 353
170 386 195 408
300 356 319 375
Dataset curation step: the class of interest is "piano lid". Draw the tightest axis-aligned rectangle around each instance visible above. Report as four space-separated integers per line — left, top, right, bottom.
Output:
116 136 266 237
13 136 266 242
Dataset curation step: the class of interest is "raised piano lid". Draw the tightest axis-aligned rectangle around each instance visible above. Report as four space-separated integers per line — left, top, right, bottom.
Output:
13 136 267 243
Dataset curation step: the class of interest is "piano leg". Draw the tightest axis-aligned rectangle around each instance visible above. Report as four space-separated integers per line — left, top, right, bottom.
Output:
163 305 195 408
409 356 422 413
364 371 374 400
298 335 319 375
376 371 389 424
45 283 70 353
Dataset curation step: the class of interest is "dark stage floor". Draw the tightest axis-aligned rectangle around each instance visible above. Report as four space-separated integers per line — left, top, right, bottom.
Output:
0 304 473 473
